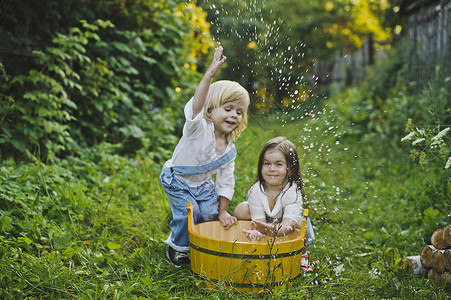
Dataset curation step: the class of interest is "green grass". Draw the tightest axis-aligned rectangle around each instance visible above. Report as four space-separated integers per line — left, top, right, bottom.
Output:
1 104 450 299
231 113 449 299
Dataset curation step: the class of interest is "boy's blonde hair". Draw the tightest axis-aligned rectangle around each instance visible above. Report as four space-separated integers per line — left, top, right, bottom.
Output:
204 80 250 142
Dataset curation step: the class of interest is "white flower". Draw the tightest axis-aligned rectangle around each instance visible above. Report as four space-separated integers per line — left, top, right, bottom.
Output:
432 127 450 139
445 157 451 169
417 128 425 135
431 127 450 148
432 127 450 142
412 138 425 145
401 131 415 142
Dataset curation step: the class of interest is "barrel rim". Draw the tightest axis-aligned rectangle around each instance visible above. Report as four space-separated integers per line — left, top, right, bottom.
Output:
188 220 305 246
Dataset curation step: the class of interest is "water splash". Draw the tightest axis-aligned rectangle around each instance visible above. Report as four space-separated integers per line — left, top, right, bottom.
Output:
192 0 356 234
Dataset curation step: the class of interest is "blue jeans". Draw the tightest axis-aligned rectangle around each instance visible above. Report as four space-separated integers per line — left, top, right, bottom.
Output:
160 166 219 252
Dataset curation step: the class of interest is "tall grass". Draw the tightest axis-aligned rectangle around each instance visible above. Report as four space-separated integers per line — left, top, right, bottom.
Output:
1 87 450 298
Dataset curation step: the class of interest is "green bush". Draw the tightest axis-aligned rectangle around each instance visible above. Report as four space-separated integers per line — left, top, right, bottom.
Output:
0 1 206 161
327 43 450 243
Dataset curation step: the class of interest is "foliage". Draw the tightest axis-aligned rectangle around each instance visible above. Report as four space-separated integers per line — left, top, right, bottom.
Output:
330 39 412 157
198 0 401 111
1 45 450 296
0 0 211 161
0 0 449 298
1 99 450 298
0 1 76 75
327 41 450 231
0 146 171 298
338 0 392 49
402 121 450 168
400 69 451 171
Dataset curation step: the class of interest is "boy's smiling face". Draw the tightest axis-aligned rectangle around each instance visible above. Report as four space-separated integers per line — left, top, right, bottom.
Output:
208 99 245 136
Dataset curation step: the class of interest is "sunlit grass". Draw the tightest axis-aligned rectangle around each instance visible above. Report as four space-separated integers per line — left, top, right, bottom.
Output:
1 105 450 298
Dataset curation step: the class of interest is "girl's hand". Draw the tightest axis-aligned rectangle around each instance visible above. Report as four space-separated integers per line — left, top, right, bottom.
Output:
218 210 237 229
242 229 266 242
250 219 278 236
205 46 227 78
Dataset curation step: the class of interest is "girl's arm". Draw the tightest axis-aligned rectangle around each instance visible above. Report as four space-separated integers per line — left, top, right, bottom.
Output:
251 218 297 237
242 228 266 242
253 185 302 237
276 218 298 236
218 196 237 229
192 46 227 118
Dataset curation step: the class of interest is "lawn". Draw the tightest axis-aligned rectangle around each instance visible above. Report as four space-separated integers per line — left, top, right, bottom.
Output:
1 102 450 299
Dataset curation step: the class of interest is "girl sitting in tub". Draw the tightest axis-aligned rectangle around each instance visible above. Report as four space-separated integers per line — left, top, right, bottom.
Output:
233 136 315 271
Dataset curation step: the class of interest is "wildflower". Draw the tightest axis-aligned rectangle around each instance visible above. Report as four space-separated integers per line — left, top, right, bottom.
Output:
412 138 425 145
401 131 415 142
445 157 451 169
417 128 425 135
149 104 160 114
431 127 450 147
432 127 450 142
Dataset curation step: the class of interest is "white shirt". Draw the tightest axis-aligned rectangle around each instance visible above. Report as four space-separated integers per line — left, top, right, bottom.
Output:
165 98 235 200
247 182 303 227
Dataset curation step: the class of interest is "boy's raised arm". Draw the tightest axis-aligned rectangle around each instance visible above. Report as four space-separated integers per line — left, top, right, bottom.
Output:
192 46 227 118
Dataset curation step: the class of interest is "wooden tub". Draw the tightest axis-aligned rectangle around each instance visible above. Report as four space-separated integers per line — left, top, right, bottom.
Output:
187 202 308 292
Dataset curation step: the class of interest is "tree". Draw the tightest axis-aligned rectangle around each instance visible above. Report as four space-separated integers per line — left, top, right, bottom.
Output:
198 0 398 112
0 0 213 159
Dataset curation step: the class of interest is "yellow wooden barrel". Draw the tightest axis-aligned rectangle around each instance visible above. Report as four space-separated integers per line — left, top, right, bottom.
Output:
187 203 308 292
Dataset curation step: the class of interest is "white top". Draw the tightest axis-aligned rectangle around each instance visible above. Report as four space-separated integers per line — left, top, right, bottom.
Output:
165 98 235 200
247 182 303 227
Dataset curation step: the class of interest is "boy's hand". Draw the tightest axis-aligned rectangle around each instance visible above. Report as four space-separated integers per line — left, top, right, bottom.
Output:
218 210 237 229
192 46 226 117
205 46 227 78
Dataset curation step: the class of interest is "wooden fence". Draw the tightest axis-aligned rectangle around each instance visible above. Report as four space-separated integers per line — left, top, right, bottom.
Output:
312 0 451 94
404 0 451 88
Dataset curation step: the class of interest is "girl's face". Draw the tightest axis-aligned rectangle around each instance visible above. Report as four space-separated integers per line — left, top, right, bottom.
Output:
261 149 288 189
208 100 244 137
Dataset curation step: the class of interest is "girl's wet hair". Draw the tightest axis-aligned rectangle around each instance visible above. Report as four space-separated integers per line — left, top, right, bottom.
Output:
204 80 250 142
256 136 306 197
